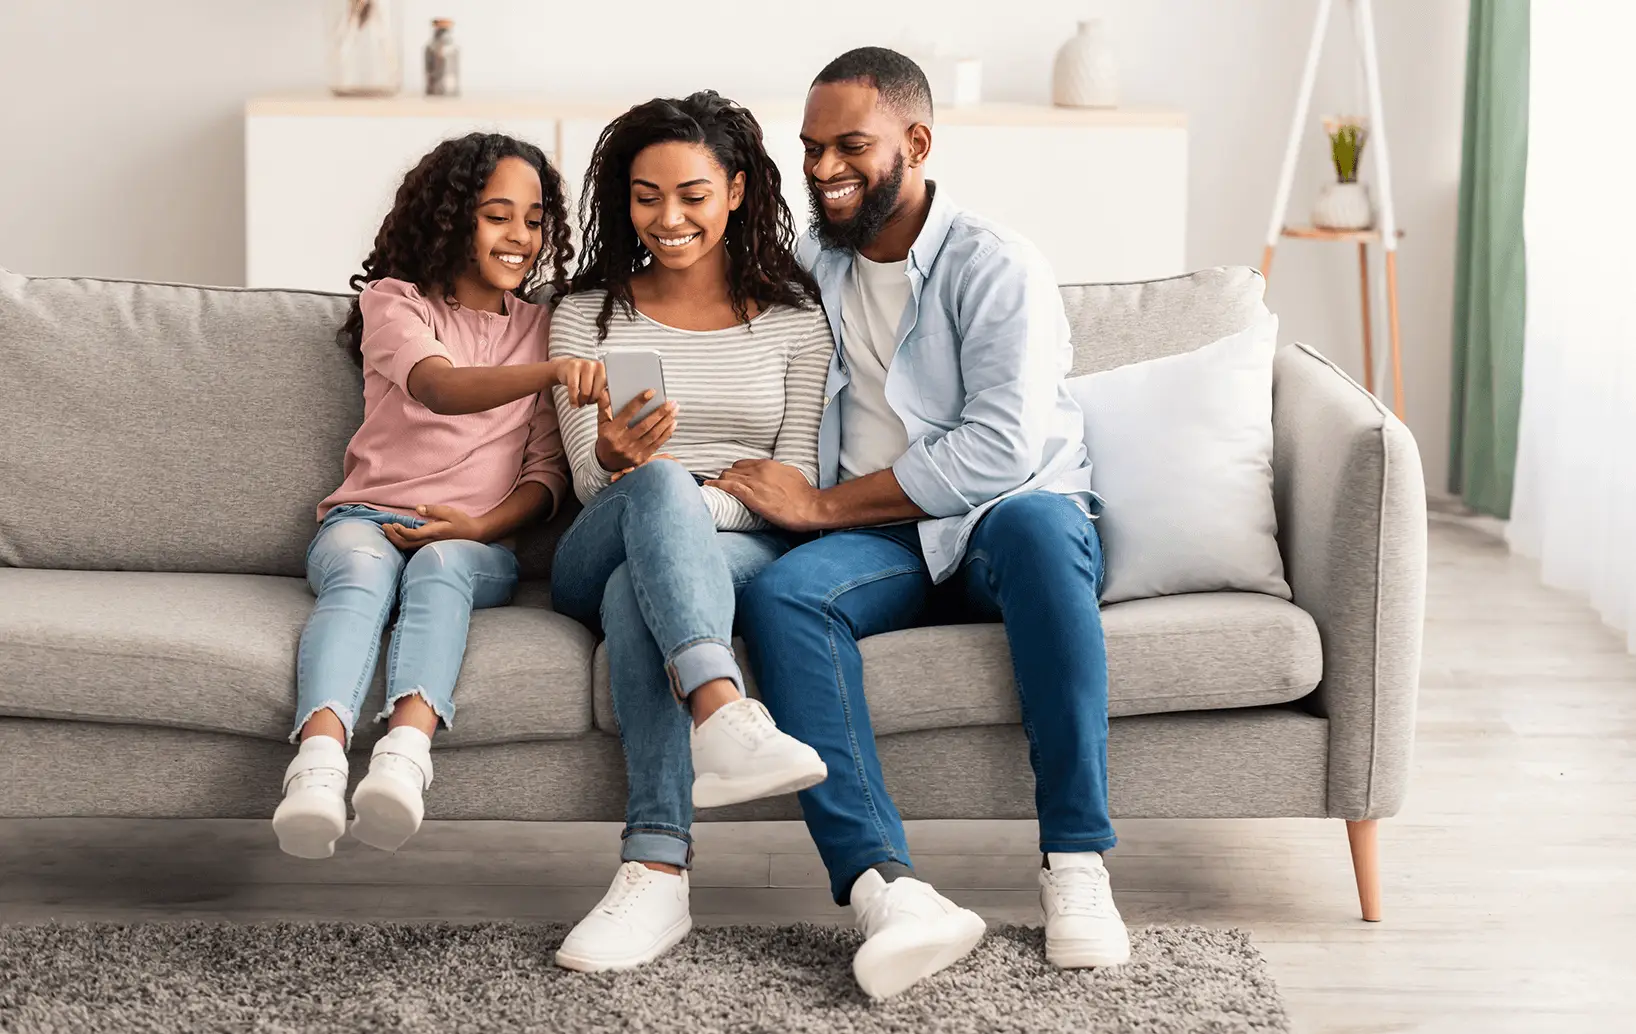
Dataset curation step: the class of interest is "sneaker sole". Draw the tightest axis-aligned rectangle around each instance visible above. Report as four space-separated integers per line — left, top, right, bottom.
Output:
272 807 345 860
1046 935 1131 969
853 908 987 1000
350 780 422 852
554 914 693 973
691 758 828 810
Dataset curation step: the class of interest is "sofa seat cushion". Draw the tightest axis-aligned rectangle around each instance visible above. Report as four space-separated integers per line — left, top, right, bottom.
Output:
0 569 594 745
592 591 1322 735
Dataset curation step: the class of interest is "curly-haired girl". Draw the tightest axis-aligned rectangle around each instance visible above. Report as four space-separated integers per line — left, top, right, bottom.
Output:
547 92 833 972
273 132 603 861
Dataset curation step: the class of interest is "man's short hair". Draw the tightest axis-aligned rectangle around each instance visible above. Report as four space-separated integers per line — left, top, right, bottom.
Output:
812 47 934 125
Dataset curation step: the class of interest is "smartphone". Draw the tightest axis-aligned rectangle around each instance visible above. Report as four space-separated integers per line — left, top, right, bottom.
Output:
602 348 668 427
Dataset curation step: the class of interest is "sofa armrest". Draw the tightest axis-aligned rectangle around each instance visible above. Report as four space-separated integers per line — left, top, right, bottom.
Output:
1272 343 1427 821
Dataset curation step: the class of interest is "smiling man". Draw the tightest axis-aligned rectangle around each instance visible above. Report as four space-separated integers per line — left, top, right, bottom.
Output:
707 47 1131 999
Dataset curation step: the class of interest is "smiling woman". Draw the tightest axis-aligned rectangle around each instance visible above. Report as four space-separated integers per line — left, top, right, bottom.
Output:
624 140 744 314
571 91 818 340
544 92 837 974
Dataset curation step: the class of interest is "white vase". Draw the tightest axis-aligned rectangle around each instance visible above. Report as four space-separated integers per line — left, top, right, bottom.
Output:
328 0 402 98
1312 181 1373 231
1052 20 1119 109
924 55 983 108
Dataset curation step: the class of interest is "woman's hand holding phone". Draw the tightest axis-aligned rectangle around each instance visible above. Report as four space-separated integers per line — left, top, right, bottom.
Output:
595 390 678 475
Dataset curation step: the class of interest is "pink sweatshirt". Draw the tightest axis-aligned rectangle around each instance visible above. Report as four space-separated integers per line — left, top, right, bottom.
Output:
317 278 568 523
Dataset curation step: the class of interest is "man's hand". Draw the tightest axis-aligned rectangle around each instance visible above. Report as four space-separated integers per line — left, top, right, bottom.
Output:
382 504 486 549
547 358 605 407
596 390 678 473
707 460 827 531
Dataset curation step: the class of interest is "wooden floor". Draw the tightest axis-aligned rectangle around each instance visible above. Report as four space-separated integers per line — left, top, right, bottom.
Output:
5 517 1635 1033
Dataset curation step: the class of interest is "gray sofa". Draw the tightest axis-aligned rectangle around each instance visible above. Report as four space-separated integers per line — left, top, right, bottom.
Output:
0 264 1425 920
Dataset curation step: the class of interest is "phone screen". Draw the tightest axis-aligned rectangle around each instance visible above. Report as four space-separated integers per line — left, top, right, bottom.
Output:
603 349 667 425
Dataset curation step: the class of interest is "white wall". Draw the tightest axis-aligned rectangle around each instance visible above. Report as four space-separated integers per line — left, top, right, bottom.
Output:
0 0 1467 495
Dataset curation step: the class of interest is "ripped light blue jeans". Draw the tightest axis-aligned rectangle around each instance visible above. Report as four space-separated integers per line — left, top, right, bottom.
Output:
292 503 519 745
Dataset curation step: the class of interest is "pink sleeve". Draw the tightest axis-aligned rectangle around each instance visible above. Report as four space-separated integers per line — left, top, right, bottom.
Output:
518 391 570 517
358 279 453 392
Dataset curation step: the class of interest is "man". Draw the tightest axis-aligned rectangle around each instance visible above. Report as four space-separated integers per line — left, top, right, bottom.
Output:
707 47 1130 999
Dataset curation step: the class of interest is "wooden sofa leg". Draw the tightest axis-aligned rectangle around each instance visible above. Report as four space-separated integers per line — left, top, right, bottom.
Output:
1346 819 1382 922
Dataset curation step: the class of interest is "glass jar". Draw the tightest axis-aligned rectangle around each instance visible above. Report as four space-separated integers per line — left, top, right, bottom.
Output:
328 0 401 98
424 19 461 97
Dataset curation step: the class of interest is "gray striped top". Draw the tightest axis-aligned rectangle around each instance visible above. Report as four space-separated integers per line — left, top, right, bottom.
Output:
548 290 834 531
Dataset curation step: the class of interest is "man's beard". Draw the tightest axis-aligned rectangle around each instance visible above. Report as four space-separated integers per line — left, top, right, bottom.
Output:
809 152 905 252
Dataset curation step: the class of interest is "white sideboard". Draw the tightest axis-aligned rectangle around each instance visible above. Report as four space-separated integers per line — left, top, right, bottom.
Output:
245 96 1187 293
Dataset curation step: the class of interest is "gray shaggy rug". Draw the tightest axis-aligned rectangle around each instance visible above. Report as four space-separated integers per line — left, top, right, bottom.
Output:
0 921 1289 1033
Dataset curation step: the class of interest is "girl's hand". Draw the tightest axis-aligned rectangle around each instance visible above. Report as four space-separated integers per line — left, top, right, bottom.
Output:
382 504 486 548
548 358 605 407
595 390 678 473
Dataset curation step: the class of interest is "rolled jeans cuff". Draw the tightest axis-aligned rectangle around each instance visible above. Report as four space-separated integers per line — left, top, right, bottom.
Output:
1040 833 1119 855
621 829 693 869
668 639 742 700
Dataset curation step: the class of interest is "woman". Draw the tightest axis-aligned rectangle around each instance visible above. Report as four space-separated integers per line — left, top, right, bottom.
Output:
547 92 835 972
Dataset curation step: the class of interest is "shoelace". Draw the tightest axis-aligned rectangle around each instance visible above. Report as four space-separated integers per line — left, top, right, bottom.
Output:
1049 866 1115 917
596 863 652 919
719 699 777 747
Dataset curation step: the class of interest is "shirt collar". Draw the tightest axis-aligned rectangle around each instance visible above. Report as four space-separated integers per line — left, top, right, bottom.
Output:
906 181 955 280
431 290 513 323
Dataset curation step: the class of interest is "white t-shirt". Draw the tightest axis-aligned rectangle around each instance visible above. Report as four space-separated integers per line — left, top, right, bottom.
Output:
838 254 913 481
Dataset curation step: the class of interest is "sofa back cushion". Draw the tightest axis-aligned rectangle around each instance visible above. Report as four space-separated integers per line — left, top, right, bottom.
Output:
1 270 358 576
2 264 1269 577
1062 265 1270 375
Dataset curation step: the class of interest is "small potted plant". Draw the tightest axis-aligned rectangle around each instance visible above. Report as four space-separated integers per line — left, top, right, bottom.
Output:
1312 116 1372 230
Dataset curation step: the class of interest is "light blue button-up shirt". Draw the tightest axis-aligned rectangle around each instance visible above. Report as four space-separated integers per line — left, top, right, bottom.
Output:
802 186 1099 583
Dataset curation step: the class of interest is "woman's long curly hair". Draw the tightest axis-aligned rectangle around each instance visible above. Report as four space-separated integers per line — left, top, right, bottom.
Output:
338 132 573 362
572 91 820 340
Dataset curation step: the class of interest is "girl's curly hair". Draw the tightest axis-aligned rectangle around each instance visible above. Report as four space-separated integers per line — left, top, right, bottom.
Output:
572 91 820 340
338 132 573 362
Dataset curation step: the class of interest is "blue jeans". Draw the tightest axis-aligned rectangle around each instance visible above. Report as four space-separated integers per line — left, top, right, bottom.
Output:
739 491 1114 904
293 504 520 745
550 460 792 868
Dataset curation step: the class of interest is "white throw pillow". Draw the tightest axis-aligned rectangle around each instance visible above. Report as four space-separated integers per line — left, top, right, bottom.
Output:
1068 315 1290 604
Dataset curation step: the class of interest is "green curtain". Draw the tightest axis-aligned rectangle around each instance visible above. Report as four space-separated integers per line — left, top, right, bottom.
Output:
1448 0 1529 517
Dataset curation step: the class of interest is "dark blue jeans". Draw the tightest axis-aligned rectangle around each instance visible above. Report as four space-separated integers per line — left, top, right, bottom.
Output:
739 491 1114 904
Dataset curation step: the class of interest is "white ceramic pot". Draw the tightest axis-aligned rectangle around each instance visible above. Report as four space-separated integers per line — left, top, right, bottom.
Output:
328 0 402 98
1312 181 1373 231
1052 20 1119 109
924 55 983 108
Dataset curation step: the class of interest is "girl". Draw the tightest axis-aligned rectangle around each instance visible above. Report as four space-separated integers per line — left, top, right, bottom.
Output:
547 92 834 972
272 132 603 860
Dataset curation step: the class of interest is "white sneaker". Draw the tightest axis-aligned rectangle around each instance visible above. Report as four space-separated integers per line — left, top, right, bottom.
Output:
1040 852 1131 968
849 869 987 1000
554 861 693 972
272 735 349 859
350 726 432 853
691 697 828 809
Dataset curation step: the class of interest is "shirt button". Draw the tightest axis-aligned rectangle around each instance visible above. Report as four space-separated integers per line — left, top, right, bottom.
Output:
823 395 832 406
